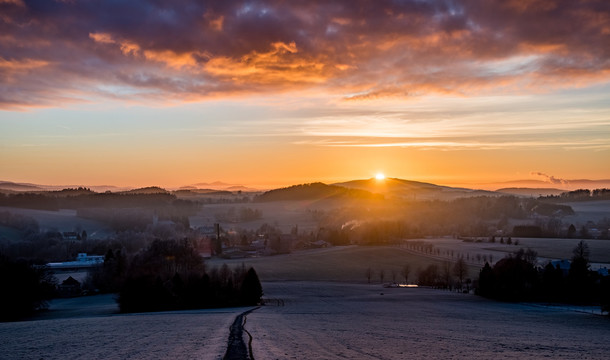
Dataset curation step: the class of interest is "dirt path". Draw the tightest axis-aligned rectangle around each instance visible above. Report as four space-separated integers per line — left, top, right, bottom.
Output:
223 307 258 360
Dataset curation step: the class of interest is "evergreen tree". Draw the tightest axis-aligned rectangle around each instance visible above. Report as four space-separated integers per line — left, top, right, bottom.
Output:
240 268 263 306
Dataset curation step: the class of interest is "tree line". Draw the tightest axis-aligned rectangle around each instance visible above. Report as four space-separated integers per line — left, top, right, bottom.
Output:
87 239 263 313
477 241 610 313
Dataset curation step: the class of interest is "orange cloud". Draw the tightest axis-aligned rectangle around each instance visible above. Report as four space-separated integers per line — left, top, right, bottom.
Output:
2 0 610 109
89 32 115 44
204 42 332 85
0 57 48 70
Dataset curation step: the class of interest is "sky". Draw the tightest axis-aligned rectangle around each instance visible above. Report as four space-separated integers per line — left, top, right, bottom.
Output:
1 0 610 190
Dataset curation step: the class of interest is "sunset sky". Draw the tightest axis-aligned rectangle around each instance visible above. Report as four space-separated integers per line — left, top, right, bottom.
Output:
1 0 609 189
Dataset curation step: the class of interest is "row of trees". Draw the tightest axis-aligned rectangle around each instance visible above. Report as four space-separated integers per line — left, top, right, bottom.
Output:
477 242 610 312
87 239 263 313
0 191 185 210
542 188 610 201
365 257 470 290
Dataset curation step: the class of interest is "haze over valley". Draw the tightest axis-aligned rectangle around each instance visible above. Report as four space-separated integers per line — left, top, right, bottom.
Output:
2 0 610 358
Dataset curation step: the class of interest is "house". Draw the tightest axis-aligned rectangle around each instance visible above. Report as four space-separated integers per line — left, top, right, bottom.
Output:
57 276 81 297
550 259 571 276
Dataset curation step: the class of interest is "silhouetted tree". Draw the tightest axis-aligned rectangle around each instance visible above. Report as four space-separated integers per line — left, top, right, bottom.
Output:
567 224 576 238
477 262 494 298
572 240 590 261
0 255 55 321
240 268 263 305
401 264 411 284
365 267 373 284
418 264 439 286
540 262 564 301
440 261 452 289
453 257 467 288
567 240 592 303
477 251 538 301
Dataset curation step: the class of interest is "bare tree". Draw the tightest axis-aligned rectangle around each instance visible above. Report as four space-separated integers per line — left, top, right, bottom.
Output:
401 264 411 284
365 267 373 284
441 261 452 288
453 256 467 289
572 240 590 262
379 269 385 284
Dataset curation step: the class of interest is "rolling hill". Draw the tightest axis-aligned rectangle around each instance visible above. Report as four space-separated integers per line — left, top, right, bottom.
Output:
333 177 497 200
255 182 383 202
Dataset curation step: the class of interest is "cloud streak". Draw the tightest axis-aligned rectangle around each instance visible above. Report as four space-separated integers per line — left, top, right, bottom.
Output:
1 0 609 109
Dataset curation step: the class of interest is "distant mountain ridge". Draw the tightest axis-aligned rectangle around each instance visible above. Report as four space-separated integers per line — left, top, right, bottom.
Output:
2 177 609 200
188 182 257 192
0 181 126 193
0 181 42 192
333 178 497 200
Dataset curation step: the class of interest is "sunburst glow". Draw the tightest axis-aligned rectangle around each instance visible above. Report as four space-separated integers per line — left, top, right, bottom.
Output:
375 173 386 180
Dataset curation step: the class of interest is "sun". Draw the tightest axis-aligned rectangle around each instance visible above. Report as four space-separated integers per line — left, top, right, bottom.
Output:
375 172 385 180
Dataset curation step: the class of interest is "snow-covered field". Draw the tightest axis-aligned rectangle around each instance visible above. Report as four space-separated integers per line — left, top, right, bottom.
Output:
249 282 610 359
0 295 247 360
2 282 609 359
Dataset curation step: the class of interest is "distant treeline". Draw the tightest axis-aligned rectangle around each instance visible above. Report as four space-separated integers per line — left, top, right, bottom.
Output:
87 239 263 313
541 188 610 201
0 191 189 210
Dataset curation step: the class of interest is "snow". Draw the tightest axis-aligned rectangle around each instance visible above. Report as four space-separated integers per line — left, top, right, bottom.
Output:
1 282 609 359
247 282 610 359
0 297 249 360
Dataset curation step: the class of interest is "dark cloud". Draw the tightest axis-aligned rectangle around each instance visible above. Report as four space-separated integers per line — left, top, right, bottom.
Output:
1 0 609 108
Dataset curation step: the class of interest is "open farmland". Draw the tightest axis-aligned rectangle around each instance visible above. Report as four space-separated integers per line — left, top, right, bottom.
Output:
207 238 610 284
401 237 610 266
0 302 246 360
2 281 609 360
248 282 610 359
208 245 480 283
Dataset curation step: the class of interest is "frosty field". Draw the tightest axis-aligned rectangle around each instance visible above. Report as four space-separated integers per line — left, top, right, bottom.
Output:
0 301 244 360
249 282 609 359
2 282 609 359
